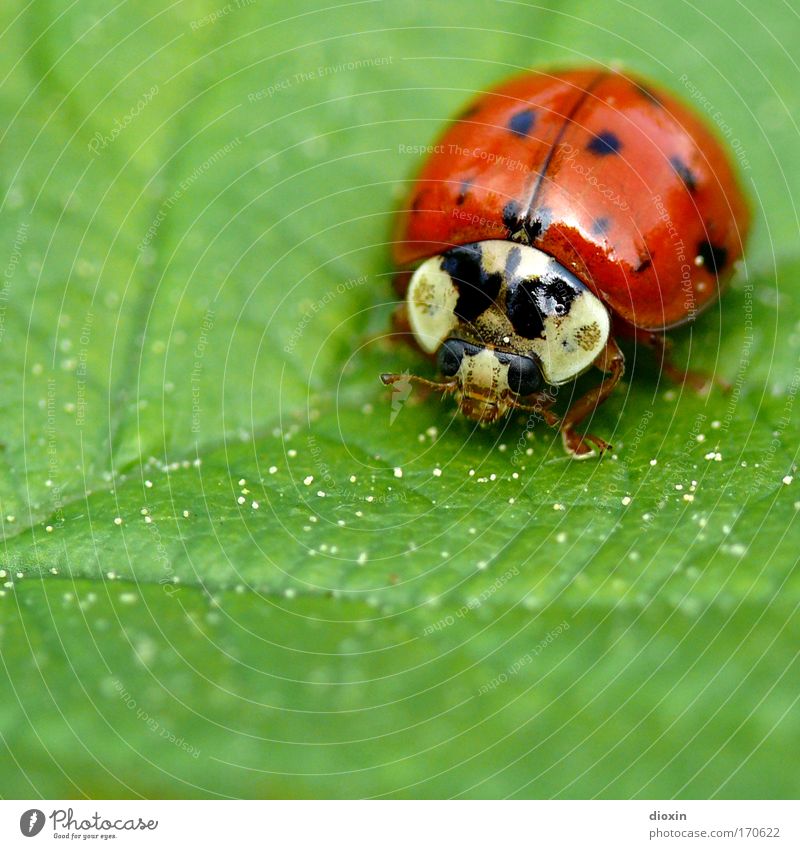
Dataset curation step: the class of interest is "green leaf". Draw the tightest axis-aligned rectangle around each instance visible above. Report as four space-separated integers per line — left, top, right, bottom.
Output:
1 0 799 798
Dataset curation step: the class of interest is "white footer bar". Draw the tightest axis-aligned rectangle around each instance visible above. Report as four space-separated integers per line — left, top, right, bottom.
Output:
2 800 796 847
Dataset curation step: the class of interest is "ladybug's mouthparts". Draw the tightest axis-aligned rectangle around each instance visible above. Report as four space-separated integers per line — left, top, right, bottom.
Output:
457 393 504 423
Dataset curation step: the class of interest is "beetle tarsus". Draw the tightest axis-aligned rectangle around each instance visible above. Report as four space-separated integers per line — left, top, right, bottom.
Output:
557 337 625 459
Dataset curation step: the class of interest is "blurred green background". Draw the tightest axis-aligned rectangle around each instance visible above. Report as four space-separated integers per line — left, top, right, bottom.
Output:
0 0 798 798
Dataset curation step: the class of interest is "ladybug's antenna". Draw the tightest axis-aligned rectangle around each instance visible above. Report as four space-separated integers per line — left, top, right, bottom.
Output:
380 373 457 393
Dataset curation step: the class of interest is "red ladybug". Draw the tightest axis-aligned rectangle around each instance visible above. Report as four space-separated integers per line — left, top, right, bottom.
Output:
383 67 750 456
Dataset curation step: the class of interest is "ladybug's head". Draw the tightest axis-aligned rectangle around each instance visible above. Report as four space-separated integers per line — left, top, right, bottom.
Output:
385 240 610 423
433 337 542 423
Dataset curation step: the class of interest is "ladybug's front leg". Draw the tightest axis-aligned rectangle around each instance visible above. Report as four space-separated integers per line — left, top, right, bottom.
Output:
558 337 625 458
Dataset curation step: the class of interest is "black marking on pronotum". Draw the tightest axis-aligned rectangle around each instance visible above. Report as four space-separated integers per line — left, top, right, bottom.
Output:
697 240 728 275
592 216 611 237
506 277 546 339
441 243 503 322
670 155 698 192
587 130 622 156
456 179 472 205
507 108 536 137
504 245 522 281
542 276 579 316
506 273 580 338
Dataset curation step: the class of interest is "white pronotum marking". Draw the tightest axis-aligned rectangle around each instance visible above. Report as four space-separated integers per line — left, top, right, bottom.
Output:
406 256 459 353
406 240 610 385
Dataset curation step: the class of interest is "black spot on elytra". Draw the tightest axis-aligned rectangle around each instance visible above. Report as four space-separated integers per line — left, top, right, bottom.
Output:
592 216 611 237
507 108 536 137
697 240 728 275
635 83 662 106
441 243 502 322
506 273 579 339
456 179 472 205
587 130 622 156
411 193 425 214
670 156 698 192
456 102 479 122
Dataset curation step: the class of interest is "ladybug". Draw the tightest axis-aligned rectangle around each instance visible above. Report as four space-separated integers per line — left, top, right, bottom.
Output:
383 67 750 456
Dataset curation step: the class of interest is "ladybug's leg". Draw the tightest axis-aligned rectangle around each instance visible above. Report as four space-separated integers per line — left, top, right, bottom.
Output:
558 337 625 458
643 331 728 393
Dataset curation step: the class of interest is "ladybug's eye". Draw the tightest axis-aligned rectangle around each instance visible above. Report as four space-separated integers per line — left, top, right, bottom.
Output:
506 355 541 396
436 338 481 377
437 339 463 376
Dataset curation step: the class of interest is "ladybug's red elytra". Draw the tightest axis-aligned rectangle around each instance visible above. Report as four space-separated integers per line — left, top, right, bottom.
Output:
383 67 750 456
